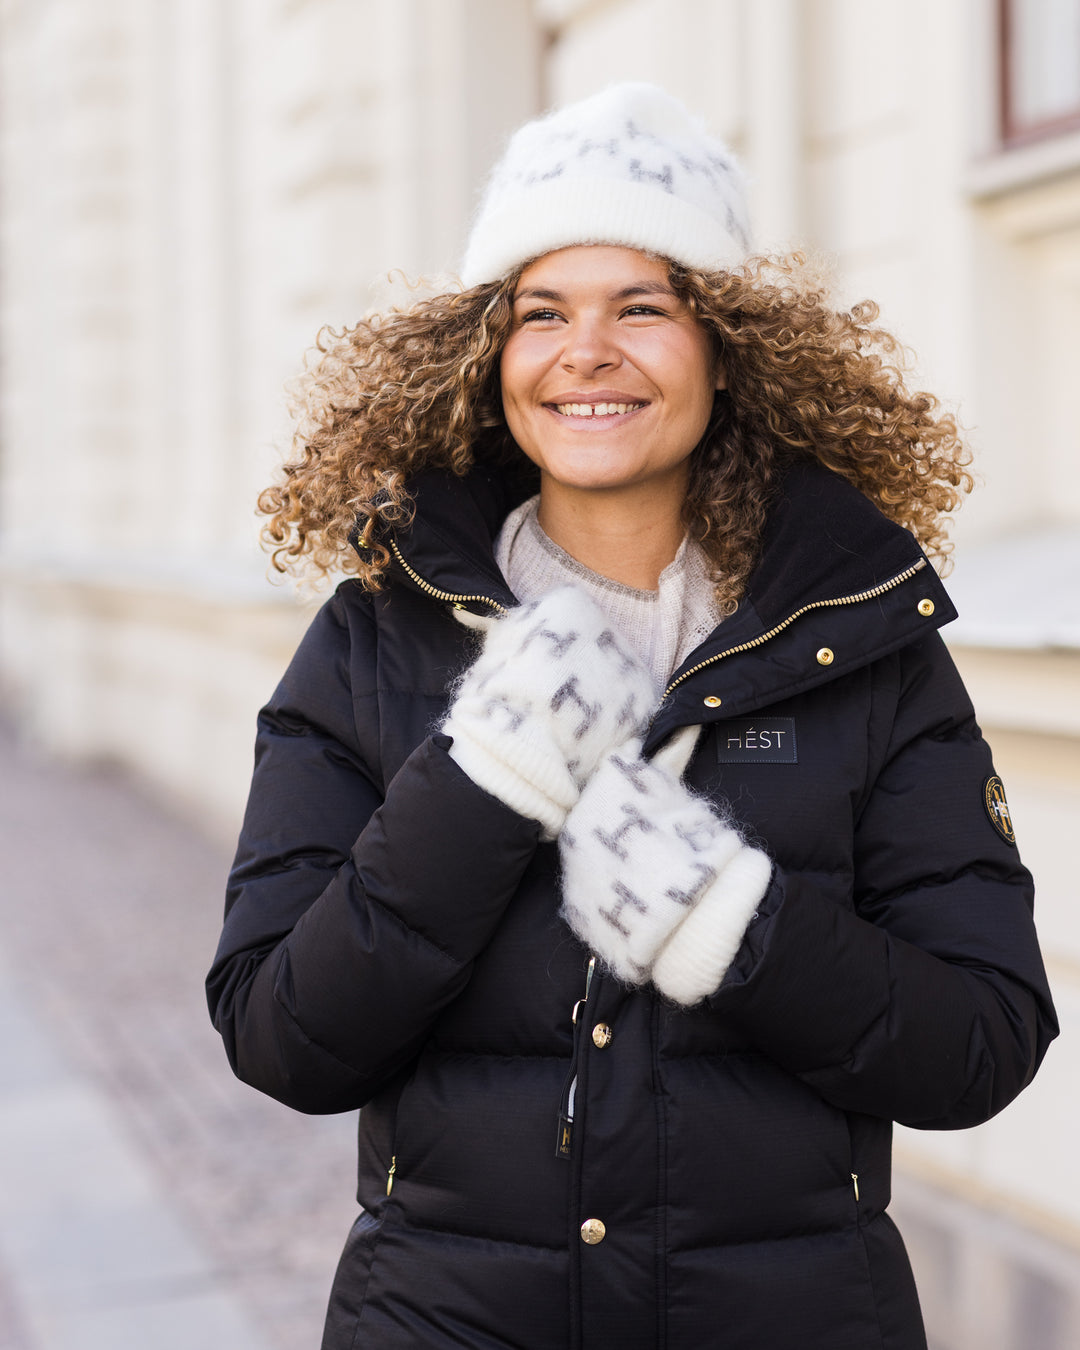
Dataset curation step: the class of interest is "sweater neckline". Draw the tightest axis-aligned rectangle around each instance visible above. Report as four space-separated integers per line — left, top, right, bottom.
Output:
511 495 692 600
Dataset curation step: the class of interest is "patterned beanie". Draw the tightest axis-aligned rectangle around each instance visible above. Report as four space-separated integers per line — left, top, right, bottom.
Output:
460 82 751 287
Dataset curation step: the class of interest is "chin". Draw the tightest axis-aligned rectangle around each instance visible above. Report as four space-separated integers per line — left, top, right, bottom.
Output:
538 454 643 490
548 471 638 493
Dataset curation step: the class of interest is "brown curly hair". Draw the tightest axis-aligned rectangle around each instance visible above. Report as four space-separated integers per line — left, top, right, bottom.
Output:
259 253 972 614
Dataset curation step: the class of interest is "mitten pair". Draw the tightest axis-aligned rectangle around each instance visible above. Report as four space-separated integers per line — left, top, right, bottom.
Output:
442 584 770 1004
442 587 657 839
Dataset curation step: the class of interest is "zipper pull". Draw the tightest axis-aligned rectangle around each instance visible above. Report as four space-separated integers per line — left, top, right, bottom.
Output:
386 1155 397 1196
556 1083 576 1160
571 956 596 1026
851 1172 859 1203
556 959 596 1160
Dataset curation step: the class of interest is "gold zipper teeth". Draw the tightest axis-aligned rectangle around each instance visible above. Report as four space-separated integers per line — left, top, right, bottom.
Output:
390 541 507 613
663 558 928 697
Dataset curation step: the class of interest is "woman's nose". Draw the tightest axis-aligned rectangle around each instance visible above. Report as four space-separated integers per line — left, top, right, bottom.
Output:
560 320 621 375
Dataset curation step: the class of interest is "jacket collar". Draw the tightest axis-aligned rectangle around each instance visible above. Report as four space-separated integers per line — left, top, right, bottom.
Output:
363 455 956 734
360 462 529 613
647 459 955 746
660 457 949 673
743 458 935 627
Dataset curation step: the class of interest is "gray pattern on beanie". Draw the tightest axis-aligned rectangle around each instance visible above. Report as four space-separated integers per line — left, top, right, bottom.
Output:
461 83 751 286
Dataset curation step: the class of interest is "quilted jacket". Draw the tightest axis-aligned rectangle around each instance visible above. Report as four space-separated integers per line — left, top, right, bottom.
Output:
207 456 1057 1349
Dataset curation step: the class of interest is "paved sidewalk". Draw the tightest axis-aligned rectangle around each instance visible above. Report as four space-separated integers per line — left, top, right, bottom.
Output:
0 718 357 1349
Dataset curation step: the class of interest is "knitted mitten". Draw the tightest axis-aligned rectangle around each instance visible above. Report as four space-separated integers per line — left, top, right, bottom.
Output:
442 587 657 839
558 738 772 1006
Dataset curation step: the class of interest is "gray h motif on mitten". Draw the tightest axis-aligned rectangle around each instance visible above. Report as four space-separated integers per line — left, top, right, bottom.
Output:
559 739 772 1006
442 587 658 839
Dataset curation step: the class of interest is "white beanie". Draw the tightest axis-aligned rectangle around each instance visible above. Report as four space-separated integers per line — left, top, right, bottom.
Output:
460 83 751 287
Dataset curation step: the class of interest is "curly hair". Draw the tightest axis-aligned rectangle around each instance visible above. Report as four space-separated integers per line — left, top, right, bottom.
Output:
259 254 972 614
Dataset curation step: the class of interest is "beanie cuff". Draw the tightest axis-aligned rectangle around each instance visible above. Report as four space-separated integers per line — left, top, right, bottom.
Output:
461 176 748 287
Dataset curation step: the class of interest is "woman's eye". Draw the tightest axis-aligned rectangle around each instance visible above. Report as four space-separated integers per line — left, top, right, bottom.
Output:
519 308 561 324
623 305 665 318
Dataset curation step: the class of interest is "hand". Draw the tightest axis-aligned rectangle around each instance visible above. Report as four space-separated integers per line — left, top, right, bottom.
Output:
442 586 657 839
558 738 772 1005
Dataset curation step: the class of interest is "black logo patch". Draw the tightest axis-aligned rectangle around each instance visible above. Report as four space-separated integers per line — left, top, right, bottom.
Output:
983 775 1016 846
715 718 797 763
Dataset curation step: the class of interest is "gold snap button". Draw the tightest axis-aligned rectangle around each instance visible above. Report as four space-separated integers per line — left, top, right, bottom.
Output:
703 695 722 708
592 1023 613 1050
816 647 834 666
917 599 935 617
580 1218 606 1245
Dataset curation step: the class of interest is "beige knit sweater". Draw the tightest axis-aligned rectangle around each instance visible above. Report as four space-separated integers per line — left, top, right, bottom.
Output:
495 496 722 693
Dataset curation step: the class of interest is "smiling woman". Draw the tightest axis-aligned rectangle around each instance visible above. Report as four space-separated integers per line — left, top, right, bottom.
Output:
500 246 723 586
208 83 1056 1350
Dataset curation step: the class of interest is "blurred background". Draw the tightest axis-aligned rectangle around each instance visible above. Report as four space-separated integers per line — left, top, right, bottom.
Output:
0 1 1077 1347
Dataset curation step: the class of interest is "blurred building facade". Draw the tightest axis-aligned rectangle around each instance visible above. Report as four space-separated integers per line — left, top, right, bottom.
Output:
1 1 1078 1346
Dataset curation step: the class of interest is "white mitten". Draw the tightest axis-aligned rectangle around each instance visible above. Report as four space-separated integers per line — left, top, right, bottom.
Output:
442 587 657 839
558 737 772 1006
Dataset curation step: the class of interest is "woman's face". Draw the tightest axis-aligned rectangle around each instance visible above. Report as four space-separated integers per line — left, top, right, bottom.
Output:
499 245 723 502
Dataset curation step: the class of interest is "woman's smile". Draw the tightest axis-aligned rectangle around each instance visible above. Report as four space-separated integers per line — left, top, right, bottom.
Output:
544 389 650 425
548 399 647 420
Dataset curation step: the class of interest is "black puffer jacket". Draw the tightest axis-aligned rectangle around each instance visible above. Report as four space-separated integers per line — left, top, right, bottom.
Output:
207 458 1056 1350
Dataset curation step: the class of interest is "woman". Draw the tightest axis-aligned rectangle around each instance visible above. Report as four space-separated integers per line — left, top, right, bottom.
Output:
207 85 1056 1349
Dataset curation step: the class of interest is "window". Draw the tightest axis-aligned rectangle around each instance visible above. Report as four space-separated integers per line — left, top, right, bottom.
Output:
1000 0 1080 145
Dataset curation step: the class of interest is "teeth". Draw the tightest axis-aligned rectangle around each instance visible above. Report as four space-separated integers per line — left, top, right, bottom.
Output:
554 402 642 417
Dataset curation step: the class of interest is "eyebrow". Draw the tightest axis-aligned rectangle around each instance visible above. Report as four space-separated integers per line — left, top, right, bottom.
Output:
513 283 680 304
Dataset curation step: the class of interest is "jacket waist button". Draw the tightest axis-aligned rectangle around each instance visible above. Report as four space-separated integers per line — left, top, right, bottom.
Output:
591 1023 613 1049
580 1218 606 1245
816 647 834 666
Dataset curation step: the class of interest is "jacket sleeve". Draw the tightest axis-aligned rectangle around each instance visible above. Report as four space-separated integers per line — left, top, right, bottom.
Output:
714 633 1058 1129
205 587 541 1114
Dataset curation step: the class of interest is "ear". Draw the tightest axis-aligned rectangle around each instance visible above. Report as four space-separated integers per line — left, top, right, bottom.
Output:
714 360 728 392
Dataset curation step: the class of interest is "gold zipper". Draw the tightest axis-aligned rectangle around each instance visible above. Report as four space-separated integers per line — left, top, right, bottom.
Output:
662 559 928 699
390 540 507 614
386 1155 396 1196
851 1172 860 1203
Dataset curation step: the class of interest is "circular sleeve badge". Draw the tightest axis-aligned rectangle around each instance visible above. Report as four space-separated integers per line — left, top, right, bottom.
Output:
983 775 1016 846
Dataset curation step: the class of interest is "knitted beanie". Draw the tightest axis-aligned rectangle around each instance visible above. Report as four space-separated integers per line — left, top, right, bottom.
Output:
460 82 751 286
